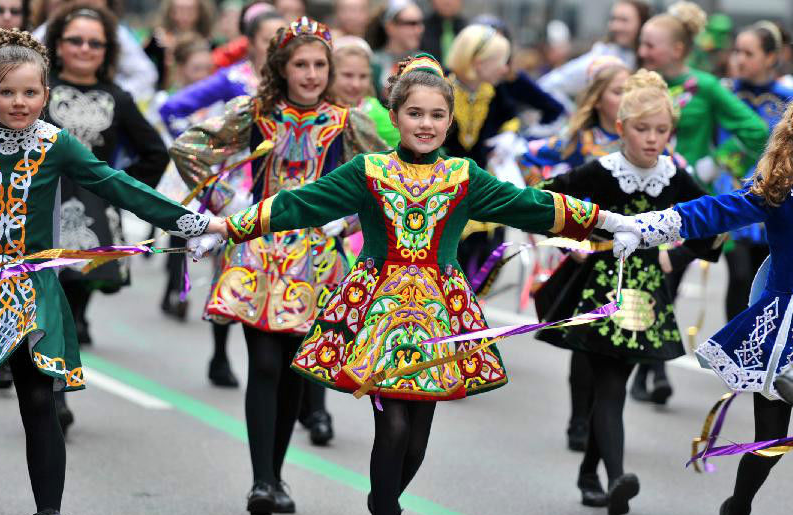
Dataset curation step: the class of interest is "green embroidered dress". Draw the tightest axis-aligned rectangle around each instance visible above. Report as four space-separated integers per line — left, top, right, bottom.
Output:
0 120 209 391
225 145 600 401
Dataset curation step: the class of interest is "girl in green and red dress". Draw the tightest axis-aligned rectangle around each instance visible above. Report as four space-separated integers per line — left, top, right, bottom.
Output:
190 52 634 515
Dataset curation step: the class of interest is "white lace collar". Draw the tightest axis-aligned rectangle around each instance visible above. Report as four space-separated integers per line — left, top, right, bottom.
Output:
599 152 676 197
0 119 60 155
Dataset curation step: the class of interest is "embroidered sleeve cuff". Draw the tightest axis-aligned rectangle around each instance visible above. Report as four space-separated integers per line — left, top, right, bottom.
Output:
635 208 682 248
169 212 210 238
548 191 599 241
225 195 274 243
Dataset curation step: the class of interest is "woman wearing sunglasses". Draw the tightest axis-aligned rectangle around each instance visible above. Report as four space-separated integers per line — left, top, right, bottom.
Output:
43 2 170 435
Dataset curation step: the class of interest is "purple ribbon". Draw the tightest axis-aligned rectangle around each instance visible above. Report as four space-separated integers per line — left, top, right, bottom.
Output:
0 244 151 279
688 436 793 465
469 242 512 292
180 255 191 302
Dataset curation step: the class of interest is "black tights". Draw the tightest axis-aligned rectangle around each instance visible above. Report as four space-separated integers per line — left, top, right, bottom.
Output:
580 353 634 486
370 398 436 515
568 351 594 428
725 242 769 321
243 326 304 485
9 346 66 511
729 394 791 514
211 322 230 362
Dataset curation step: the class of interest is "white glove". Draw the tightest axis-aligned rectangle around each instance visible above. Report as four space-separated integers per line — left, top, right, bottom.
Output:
219 191 253 217
598 210 641 235
321 219 346 237
187 233 226 261
612 231 641 258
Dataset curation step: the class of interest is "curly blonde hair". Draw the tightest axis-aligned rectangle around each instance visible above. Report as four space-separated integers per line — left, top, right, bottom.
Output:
750 102 793 207
0 28 49 86
618 69 679 124
647 1 707 56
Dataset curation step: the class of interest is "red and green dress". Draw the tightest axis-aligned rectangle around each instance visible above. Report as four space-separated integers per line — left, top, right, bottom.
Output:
223 145 600 401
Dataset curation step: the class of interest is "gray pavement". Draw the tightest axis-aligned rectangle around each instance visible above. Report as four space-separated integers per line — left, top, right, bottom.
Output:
0 229 789 515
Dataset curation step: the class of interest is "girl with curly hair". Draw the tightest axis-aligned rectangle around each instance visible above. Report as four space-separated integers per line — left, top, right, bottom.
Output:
170 16 387 514
0 28 222 515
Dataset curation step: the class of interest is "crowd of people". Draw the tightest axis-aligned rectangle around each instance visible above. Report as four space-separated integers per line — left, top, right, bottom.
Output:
0 1 792 515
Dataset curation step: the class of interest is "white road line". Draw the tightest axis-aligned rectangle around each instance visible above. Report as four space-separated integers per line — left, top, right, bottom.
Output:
83 367 172 410
483 305 712 376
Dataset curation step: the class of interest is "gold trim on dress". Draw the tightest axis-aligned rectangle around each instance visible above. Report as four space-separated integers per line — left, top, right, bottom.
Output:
549 191 565 234
260 195 275 233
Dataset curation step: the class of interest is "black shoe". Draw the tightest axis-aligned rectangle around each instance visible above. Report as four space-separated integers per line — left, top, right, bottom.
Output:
161 291 188 321
0 363 12 389
305 410 334 446
34 510 60 515
74 319 92 346
56 399 74 437
273 481 295 513
720 496 750 515
208 358 239 388
608 473 640 515
650 377 673 405
774 368 793 404
567 421 588 452
247 481 277 514
630 375 651 402
577 471 608 507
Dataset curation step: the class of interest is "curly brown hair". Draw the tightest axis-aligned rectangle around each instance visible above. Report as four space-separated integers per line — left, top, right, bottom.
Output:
749 102 793 207
45 2 119 82
257 31 335 115
0 28 49 86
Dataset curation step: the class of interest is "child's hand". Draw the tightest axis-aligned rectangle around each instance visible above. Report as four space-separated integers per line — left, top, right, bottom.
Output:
598 210 640 235
613 232 640 258
187 233 226 261
206 216 229 240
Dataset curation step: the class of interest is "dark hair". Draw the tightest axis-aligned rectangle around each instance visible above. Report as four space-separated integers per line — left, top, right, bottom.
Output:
608 0 652 48
257 32 335 114
45 2 119 82
0 28 48 87
364 6 388 50
159 0 214 39
244 11 284 41
385 57 453 113
742 21 788 56
172 32 211 66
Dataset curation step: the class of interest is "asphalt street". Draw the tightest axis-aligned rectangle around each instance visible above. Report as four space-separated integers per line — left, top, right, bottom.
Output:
0 226 788 515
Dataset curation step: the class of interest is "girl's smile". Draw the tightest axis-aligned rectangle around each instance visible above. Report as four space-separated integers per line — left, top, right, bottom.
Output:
389 86 452 155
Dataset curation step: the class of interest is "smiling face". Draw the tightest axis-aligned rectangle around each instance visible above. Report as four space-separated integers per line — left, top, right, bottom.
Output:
389 85 452 155
57 17 107 82
608 2 641 49
332 52 370 106
638 20 683 76
283 40 330 105
617 108 673 168
0 62 49 129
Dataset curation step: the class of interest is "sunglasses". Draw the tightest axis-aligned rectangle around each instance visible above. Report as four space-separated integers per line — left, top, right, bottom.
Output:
0 7 22 16
393 18 423 28
62 36 107 50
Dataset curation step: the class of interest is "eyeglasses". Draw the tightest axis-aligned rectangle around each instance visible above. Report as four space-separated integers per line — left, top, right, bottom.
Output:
62 36 107 50
0 7 22 16
393 18 423 28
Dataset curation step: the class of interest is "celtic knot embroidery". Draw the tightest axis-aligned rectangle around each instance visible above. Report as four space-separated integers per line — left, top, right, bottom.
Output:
735 297 779 370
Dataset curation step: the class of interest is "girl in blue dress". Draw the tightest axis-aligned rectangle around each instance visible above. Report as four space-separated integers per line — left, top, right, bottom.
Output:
615 101 793 515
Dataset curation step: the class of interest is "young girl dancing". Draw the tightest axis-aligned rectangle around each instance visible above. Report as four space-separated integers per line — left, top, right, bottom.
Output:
613 100 793 515
189 53 635 515
535 70 719 515
0 29 221 515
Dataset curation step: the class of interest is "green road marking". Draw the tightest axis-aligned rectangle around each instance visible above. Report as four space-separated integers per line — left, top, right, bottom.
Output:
81 351 464 515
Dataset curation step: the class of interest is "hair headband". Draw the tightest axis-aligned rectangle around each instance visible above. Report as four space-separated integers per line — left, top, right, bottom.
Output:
383 0 415 23
472 25 497 59
400 53 445 79
243 2 275 26
277 16 332 50
753 21 783 52
64 7 102 24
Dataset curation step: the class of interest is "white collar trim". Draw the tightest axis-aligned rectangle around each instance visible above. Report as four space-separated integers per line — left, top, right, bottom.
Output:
599 152 676 197
0 119 60 155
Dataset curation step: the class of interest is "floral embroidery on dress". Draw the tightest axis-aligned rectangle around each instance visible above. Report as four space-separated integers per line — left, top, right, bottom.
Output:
0 119 59 155
599 152 677 197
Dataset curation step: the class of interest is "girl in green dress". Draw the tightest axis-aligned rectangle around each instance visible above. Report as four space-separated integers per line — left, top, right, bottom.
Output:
0 29 223 515
190 53 635 515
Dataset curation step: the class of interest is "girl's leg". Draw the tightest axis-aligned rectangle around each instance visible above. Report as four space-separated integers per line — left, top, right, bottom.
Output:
728 394 791 514
568 350 594 450
370 398 411 515
161 236 188 320
586 353 635 485
271 334 305 482
399 401 436 494
725 241 755 320
60 280 92 345
9 347 66 511
208 322 238 388
299 380 334 446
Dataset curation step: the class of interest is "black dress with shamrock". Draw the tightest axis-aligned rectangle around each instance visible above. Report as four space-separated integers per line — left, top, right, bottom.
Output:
536 152 720 362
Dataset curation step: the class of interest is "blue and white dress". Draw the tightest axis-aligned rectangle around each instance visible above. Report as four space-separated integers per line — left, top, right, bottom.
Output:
635 187 793 400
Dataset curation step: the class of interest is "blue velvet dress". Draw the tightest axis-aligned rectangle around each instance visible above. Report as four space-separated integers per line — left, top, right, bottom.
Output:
643 188 793 399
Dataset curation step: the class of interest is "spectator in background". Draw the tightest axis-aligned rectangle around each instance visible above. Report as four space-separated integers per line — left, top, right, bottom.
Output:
541 19 572 75
212 1 274 69
32 0 159 102
331 0 369 39
144 0 215 91
213 0 243 47
420 0 465 65
366 0 423 101
539 0 651 110
273 0 303 22
29 0 63 29
0 0 28 29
